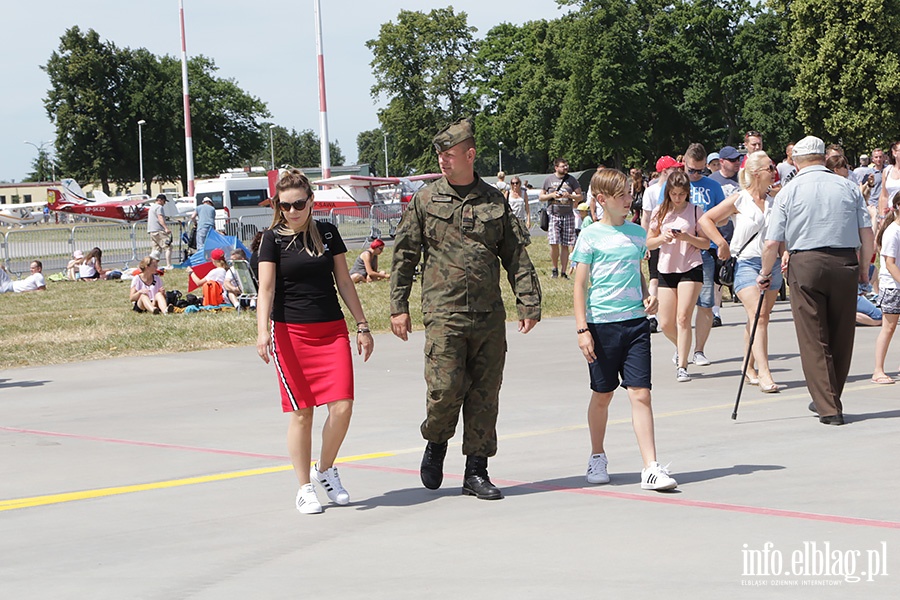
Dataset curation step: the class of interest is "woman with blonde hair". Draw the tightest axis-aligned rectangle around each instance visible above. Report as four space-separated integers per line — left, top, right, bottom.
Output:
647 170 710 382
256 169 374 514
699 151 786 392
129 255 168 314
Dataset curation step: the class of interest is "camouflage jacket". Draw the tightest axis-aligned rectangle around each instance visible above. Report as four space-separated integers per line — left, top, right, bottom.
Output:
390 175 542 320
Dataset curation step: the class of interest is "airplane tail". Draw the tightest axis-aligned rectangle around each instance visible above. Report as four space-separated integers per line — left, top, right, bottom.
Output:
47 188 64 209
60 178 90 203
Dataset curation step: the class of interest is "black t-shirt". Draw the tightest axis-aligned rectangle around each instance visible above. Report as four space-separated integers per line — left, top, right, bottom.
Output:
258 221 347 324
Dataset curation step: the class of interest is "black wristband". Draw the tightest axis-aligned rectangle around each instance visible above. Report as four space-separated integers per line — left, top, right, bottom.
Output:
576 328 589 334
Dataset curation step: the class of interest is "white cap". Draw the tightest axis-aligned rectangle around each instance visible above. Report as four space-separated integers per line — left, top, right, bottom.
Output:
792 136 825 157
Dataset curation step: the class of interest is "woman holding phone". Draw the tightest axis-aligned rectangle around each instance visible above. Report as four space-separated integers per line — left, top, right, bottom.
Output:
647 170 710 382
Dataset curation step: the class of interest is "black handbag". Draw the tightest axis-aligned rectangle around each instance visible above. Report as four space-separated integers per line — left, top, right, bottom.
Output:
715 230 759 286
539 207 549 231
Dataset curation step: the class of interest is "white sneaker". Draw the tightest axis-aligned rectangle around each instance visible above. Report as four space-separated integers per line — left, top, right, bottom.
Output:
641 461 678 491
692 351 711 366
672 352 679 366
676 367 691 382
586 453 610 484
311 464 350 505
295 483 323 514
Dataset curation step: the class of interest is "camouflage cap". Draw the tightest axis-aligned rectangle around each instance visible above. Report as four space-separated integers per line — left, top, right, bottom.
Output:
432 118 475 153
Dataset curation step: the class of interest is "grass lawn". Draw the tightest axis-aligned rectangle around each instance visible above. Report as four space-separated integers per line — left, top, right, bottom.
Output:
1 240 580 370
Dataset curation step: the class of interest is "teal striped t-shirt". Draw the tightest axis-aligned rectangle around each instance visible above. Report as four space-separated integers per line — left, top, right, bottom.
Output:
571 221 646 324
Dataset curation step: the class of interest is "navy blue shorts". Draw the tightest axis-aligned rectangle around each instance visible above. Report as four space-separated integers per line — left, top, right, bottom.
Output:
586 318 652 393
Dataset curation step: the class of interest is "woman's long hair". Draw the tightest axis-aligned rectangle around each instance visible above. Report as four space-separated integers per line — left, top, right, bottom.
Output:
655 170 690 229
877 191 900 247
269 169 324 256
631 169 645 195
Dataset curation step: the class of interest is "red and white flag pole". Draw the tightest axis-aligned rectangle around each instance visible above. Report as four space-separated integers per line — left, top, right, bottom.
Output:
314 0 331 180
179 0 196 197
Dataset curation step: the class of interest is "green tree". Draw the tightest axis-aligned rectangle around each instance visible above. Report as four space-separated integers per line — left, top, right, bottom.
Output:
266 125 343 170
357 129 387 176
770 0 900 154
475 19 571 172
43 27 132 194
367 7 479 174
44 27 272 195
23 147 56 182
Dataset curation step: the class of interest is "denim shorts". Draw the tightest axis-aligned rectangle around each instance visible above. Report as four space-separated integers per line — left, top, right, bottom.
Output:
733 256 783 294
586 318 651 393
696 250 715 308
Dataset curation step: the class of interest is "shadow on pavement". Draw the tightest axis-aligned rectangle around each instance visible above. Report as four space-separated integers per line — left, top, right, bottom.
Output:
354 486 459 510
500 464 784 496
0 378 50 389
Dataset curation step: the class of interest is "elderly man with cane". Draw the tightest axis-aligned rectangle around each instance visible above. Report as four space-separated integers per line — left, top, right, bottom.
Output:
755 136 874 425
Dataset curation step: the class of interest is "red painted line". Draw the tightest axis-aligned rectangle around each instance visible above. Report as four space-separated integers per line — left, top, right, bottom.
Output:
340 463 900 530
0 426 288 461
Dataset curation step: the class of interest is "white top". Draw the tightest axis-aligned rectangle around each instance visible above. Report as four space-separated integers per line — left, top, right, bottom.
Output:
131 273 163 297
641 182 663 218
79 257 98 278
507 192 528 221
883 165 900 204
879 221 900 291
205 267 227 285
730 190 775 260
12 272 45 293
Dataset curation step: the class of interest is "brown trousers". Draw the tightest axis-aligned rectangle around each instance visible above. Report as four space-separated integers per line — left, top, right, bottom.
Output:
786 249 858 417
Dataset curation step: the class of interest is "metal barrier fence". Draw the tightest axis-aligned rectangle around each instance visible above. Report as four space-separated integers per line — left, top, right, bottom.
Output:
1 205 404 276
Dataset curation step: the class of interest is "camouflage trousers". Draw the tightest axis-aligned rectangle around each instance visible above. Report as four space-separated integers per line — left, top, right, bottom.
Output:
421 311 507 457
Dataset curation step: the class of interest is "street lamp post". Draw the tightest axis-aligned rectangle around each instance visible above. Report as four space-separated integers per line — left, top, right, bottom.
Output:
269 125 276 171
137 120 147 195
383 131 389 178
23 140 50 181
498 141 504 173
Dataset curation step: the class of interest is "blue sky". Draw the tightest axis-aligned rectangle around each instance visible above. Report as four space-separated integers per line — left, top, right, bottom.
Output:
2 0 571 182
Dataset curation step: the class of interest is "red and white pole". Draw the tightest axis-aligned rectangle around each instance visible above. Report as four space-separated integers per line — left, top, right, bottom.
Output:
314 0 331 180
179 0 195 197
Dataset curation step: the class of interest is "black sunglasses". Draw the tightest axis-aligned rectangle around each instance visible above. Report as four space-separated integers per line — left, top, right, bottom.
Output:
687 168 705 175
511 181 521 185
722 156 742 162
278 198 310 212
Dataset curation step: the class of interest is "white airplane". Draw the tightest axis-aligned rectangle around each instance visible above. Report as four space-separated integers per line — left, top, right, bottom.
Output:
309 174 441 209
0 201 46 227
57 178 151 205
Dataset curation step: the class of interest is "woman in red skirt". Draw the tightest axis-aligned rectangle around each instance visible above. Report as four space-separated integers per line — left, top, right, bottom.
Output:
256 169 374 514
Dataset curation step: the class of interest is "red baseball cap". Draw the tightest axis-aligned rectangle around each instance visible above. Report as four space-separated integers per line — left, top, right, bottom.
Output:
655 156 684 172
370 239 385 250
210 248 226 261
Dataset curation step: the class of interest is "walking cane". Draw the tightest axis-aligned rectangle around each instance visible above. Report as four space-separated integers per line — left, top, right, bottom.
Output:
732 291 766 420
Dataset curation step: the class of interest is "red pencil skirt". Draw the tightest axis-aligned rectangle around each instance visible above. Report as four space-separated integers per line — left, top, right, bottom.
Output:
271 319 353 412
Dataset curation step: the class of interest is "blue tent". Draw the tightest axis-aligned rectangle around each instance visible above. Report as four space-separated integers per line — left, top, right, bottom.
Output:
180 229 252 267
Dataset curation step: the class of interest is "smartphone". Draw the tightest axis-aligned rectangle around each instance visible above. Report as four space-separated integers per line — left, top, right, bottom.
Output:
671 228 682 235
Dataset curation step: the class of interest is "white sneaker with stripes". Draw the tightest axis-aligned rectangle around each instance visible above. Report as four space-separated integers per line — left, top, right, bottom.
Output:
641 461 678 491
295 483 323 514
311 464 350 505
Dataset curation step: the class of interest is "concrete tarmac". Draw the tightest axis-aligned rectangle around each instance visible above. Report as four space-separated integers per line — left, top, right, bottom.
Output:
2 301 899 598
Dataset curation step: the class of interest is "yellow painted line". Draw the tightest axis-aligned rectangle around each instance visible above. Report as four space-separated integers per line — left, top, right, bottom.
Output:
0 451 395 512
0 382 884 512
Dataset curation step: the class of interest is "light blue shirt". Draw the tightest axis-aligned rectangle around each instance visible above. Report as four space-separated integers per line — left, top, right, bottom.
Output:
195 203 216 230
766 165 871 250
571 222 646 324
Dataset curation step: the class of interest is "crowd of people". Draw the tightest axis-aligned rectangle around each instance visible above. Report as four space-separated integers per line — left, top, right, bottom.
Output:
4 121 897 516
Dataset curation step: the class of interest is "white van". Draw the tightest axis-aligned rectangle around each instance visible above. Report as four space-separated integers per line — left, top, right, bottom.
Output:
192 172 272 241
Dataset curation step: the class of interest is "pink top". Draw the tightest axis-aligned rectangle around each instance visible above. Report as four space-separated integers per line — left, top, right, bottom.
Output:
650 203 704 274
131 274 163 298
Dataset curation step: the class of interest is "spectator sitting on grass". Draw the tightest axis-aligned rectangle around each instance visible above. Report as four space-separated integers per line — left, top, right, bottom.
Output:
0 260 46 293
66 250 85 280
130 256 169 314
223 248 248 306
349 239 389 284
79 247 107 280
186 248 231 305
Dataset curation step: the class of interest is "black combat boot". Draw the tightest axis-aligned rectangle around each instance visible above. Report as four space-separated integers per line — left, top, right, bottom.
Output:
462 455 503 500
420 441 448 490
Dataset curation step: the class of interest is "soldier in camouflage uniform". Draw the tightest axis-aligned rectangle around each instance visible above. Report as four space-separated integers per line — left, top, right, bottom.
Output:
390 118 542 500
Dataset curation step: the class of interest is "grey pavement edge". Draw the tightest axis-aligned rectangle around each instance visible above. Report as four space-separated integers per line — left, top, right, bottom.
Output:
1 301 898 599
